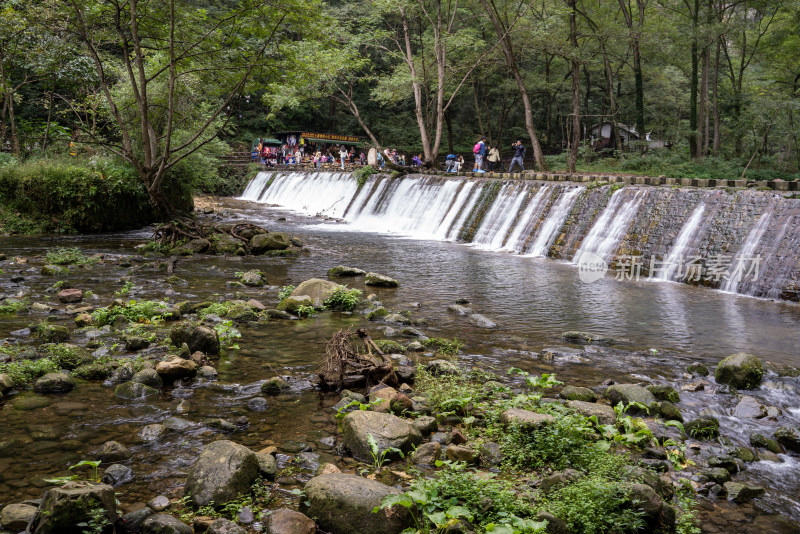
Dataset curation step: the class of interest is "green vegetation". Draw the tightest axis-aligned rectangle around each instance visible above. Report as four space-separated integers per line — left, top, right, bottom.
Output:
0 299 27 315
41 343 93 370
277 285 296 301
367 433 403 472
423 337 462 356
45 247 97 266
91 300 176 327
353 165 378 188
176 477 274 525
0 357 60 387
214 320 242 349
295 305 317 318
323 287 363 311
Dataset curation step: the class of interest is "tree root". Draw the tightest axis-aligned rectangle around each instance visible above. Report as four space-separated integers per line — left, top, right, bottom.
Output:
319 327 398 392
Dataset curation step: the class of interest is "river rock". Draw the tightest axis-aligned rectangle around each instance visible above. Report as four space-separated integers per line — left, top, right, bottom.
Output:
341 410 422 461
560 331 612 343
445 444 479 464
566 400 617 425
723 481 765 503
37 325 69 343
11 394 52 410
156 357 198 380
97 440 132 462
469 313 497 328
624 483 664 523
33 372 76 394
301 473 411 534
1 503 37 530
261 376 288 395
239 270 265 287
413 442 441 465
132 368 163 389
659 401 683 422
101 464 135 486
560 385 597 402
250 232 290 253
604 384 658 414
204 418 236 432
290 278 344 307
684 416 720 439
57 289 83 304
142 513 193 534
138 424 167 441
446 304 473 316
256 450 277 478
687 363 709 376
412 415 438 435
41 264 68 276
277 295 314 314
184 440 259 508
328 265 366 277
147 495 170 512
773 425 800 452
115 381 159 400
733 395 767 418
715 352 763 390
125 336 151 351
29 482 116 534
0 373 13 393
122 507 154 531
500 408 555 429
163 416 193 432
425 359 460 376
646 385 681 403
171 324 220 356
264 508 316 534
364 272 399 288
701 467 731 484
750 432 783 453
208 518 247 534
540 469 582 494
247 397 269 412
540 347 586 363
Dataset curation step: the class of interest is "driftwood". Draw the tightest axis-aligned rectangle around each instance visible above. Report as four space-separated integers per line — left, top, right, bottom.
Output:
319 327 398 392
151 217 269 248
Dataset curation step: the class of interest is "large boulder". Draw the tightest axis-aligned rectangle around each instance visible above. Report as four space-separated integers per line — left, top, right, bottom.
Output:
364 272 399 288
58 289 83 304
0 373 13 394
715 353 763 390
341 410 422 462
290 279 343 308
97 440 132 462
101 464 135 487
184 440 259 508
142 513 193 534
132 368 163 389
774 425 800 452
115 381 159 401
723 482 765 503
560 386 597 402
155 357 198 381
301 473 411 534
1 503 37 530
171 324 220 356
264 508 316 534
328 266 366 277
276 295 314 314
208 518 247 534
603 384 658 414
33 373 76 394
29 482 116 534
733 396 767 418
250 233 291 253
500 408 555 430
566 400 617 425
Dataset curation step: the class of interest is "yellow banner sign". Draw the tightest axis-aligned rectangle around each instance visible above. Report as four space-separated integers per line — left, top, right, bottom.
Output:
301 132 360 143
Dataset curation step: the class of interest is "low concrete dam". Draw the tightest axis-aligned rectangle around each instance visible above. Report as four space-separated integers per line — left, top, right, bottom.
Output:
241 171 800 302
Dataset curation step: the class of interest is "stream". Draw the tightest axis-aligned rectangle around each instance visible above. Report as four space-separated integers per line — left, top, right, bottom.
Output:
1 196 799 534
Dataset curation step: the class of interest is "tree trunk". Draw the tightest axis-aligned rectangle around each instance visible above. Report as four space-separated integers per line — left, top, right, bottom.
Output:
697 45 708 159
568 0 580 172
445 109 454 154
712 38 721 156
689 0 699 159
633 42 645 142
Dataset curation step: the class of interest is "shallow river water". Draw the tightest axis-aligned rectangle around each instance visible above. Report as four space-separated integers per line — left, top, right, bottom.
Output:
0 196 799 533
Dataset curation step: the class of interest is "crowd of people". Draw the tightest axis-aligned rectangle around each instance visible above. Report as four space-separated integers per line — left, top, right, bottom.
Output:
250 136 528 173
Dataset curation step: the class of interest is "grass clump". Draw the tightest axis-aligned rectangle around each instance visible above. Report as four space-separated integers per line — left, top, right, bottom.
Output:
0 358 60 387
323 287 362 311
41 343 93 370
0 299 27 315
352 165 377 188
45 247 97 266
91 300 176 327
423 337 462 356
277 285 296 301
197 302 232 319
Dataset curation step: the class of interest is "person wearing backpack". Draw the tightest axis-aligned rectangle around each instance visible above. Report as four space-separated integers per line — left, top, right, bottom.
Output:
508 139 526 172
473 137 487 172
445 153 457 172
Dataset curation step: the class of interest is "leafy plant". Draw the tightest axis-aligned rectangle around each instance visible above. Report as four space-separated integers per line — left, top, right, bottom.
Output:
214 320 241 349
367 433 403 471
198 302 232 319
77 503 111 534
324 287 362 311
0 299 27 315
114 280 135 297
423 337 463 356
45 247 98 266
0 357 60 386
91 300 175 326
296 304 316 318
277 285 296 301
352 165 377 188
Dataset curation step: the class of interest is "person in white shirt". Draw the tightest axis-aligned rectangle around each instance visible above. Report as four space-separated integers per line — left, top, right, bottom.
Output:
340 145 348 170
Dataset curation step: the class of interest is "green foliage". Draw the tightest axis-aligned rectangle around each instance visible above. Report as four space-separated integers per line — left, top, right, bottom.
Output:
198 302 233 319
423 337 462 356
91 300 175 326
214 320 242 349
536 476 645 534
0 299 27 315
0 357 60 386
41 343 92 370
277 285 296 301
45 247 97 266
367 433 403 471
675 481 701 534
323 286 362 311
352 165 377 188
295 305 317 318
114 281 135 297
77 502 111 534
377 462 547 533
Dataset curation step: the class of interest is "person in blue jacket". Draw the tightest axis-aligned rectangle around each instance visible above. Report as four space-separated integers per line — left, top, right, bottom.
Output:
508 139 526 172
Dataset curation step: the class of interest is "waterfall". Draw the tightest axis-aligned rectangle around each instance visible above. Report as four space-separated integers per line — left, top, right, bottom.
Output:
238 171 800 302
573 189 644 263
657 203 707 281
721 211 771 293
525 187 583 257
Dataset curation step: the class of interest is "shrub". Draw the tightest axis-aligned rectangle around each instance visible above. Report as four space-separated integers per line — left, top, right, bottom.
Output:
323 287 362 311
0 299 27 315
0 358 60 386
45 247 97 266
91 300 176 326
423 337 462 356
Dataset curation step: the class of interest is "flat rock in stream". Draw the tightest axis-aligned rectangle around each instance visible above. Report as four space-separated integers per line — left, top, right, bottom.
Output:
341 410 422 461
184 440 259 508
469 313 497 328
328 265 366 277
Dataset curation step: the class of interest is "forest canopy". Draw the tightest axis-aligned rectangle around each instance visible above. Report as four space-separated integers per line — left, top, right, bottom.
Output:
1 0 799 214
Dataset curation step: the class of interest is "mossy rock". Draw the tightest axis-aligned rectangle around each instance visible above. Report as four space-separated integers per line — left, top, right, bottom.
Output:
261 376 288 395
115 381 159 400
560 385 597 402
42 343 93 369
646 385 681 404
684 416 720 440
328 265 366 277
687 363 709 376
373 339 406 354
36 324 70 343
276 295 314 314
367 307 389 321
73 362 113 381
41 265 69 276
658 401 683 422
227 302 259 323
715 353 763 390
250 232 290 253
